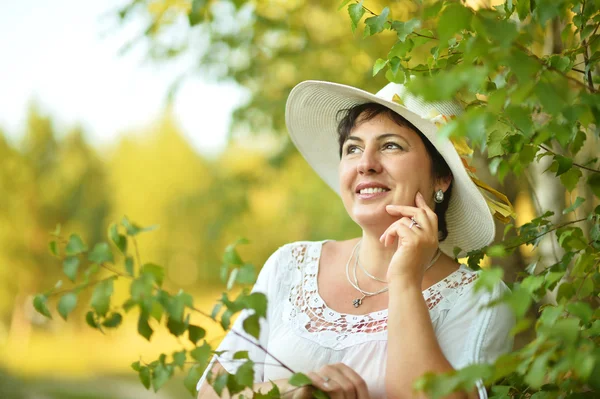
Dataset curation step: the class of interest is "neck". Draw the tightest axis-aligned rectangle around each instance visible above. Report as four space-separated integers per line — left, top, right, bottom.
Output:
357 231 398 279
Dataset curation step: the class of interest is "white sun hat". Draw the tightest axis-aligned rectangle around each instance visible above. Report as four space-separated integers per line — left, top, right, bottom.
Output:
285 80 496 257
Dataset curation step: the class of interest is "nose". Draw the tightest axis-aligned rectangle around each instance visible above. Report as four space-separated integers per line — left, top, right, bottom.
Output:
357 148 382 175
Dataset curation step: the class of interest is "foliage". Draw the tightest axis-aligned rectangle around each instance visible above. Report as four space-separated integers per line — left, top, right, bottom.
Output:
31 0 600 398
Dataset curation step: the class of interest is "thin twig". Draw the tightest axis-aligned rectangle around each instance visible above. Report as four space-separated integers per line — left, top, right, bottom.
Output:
46 276 116 297
229 329 296 374
575 260 599 298
100 262 129 278
505 218 588 251
513 43 597 93
133 237 142 268
580 1 596 92
538 144 600 173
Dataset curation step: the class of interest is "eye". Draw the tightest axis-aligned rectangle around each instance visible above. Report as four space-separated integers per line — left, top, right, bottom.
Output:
383 142 403 150
345 144 362 155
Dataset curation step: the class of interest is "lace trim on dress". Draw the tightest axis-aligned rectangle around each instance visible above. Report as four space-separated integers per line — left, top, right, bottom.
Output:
282 241 478 350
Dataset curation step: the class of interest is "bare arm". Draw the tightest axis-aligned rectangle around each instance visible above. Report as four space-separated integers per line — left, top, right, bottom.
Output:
386 280 476 399
197 360 295 399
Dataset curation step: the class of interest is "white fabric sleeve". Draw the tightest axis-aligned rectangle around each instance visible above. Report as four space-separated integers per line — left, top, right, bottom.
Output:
435 279 515 399
196 246 282 392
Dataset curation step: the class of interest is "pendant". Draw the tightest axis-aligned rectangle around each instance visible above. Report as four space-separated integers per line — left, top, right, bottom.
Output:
352 298 362 308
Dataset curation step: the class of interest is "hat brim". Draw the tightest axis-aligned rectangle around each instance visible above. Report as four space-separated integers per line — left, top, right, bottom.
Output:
285 80 495 256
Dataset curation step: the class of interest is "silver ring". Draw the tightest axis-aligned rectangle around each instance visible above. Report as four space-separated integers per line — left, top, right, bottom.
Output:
409 218 420 229
323 376 330 383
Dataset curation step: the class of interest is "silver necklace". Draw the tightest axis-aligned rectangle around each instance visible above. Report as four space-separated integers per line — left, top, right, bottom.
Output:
345 240 444 308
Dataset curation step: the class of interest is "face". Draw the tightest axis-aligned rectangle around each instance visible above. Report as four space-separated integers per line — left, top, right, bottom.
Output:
338 112 441 228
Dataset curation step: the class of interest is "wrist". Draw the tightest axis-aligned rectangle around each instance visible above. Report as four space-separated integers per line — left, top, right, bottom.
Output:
388 275 422 292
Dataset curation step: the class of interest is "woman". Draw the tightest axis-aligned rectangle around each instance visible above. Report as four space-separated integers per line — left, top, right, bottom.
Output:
196 81 515 398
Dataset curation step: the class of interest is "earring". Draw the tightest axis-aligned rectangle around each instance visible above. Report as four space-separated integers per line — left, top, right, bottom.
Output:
434 189 444 203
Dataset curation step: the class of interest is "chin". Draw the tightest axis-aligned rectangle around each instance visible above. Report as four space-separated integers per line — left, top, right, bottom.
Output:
351 206 392 228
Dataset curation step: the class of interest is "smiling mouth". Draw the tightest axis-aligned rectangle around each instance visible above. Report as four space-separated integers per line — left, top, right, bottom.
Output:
358 187 390 195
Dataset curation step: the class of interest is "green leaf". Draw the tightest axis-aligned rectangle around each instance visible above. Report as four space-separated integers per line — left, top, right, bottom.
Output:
525 352 551 388
566 302 593 324
235 360 255 387
152 363 172 392
236 263 256 284
63 256 80 282
91 278 114 316
563 197 585 214
503 286 532 318
516 0 530 21
372 58 388 76
108 224 127 254
233 351 249 360
474 267 504 293
337 0 352 11
554 155 573 176
140 263 165 287
507 50 540 83
391 19 421 41
570 130 586 155
167 316 188 336
33 294 52 319
139 366 151 390
188 324 206 345
49 241 59 257
190 341 212 364
88 242 114 264
505 105 533 137
438 3 472 42
486 130 507 158
289 372 313 387
172 350 186 370
102 312 123 328
125 256 134 276
348 1 365 33
183 364 202 396
588 173 600 198
57 292 77 321
242 313 261 340
85 311 99 329
241 292 268 318
213 373 228 396
65 234 87 256
535 80 563 115
223 248 243 266
364 7 390 37
560 168 582 192
138 316 153 341
121 217 158 236
188 0 206 26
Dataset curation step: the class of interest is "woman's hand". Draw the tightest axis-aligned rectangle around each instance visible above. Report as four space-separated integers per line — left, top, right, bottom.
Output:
287 363 371 399
380 191 439 285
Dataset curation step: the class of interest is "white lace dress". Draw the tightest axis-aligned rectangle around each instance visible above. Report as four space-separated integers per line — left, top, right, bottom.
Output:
197 241 514 398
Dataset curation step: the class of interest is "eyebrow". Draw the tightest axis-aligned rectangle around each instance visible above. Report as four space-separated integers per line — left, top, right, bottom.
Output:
345 133 411 145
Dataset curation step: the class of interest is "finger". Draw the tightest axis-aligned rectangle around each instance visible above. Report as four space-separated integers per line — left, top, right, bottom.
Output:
306 372 340 399
400 216 426 234
321 365 357 399
335 364 370 399
387 205 433 232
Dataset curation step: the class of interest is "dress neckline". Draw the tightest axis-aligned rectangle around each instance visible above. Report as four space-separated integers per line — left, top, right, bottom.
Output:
312 239 468 319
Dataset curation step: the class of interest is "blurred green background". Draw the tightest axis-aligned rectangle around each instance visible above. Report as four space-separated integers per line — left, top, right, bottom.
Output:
0 0 546 397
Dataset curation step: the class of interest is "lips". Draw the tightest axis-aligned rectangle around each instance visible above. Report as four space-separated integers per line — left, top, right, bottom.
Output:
355 182 391 194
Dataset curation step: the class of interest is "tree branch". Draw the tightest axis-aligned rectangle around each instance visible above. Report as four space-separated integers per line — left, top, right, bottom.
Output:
513 43 597 93
539 144 600 173
505 218 588 251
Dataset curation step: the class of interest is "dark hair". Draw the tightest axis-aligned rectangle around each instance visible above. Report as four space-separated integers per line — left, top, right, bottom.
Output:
336 102 453 242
